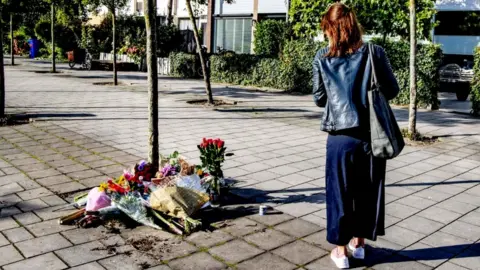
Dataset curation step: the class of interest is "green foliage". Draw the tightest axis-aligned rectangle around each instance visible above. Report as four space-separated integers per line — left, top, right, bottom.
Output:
371 38 442 108
253 19 287 56
169 52 198 78
34 15 77 58
157 24 183 57
289 0 436 40
471 47 480 115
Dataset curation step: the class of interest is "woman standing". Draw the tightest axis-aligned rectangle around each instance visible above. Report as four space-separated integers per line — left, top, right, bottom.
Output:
312 3 399 269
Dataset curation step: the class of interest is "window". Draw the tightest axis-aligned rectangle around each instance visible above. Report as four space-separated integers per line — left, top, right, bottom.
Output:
136 1 144 15
435 11 480 36
214 18 253 54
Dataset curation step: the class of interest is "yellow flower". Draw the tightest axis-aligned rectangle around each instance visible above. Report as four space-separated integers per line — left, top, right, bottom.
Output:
197 169 203 176
99 183 108 192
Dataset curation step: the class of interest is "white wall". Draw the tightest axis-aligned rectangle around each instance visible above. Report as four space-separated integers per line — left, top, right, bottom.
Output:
258 0 287 14
434 35 480 55
215 0 254 15
176 0 207 18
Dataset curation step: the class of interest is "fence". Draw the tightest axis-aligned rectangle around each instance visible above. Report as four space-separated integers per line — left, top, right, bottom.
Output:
98 53 171 75
158 57 170 75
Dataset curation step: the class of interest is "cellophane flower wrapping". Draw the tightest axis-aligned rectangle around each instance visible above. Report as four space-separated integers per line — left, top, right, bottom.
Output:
112 193 161 230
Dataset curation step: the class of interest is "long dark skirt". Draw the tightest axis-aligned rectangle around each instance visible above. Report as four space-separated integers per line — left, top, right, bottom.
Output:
325 129 386 246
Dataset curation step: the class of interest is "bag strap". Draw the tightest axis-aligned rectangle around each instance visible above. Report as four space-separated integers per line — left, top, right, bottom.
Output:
368 43 379 89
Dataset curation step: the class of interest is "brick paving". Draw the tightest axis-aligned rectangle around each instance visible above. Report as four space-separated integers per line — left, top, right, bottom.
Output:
0 59 479 269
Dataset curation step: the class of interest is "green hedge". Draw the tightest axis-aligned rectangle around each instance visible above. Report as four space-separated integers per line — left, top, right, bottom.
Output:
373 39 442 109
471 47 480 115
253 20 287 57
169 52 198 78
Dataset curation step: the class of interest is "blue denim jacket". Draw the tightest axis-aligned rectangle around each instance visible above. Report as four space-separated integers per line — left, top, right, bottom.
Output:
313 43 399 132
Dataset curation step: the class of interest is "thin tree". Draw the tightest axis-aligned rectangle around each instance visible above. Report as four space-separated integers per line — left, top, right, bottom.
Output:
83 0 128 85
167 0 173 25
10 13 13 65
51 1 56 72
185 0 213 104
144 0 159 167
0 9 5 118
408 0 417 137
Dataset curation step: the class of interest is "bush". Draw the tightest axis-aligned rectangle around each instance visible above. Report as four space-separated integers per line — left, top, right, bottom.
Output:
471 47 480 115
169 52 198 78
157 24 184 57
373 39 442 108
253 20 287 57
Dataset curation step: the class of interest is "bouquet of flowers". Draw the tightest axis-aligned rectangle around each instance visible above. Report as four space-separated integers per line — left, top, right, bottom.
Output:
197 138 226 197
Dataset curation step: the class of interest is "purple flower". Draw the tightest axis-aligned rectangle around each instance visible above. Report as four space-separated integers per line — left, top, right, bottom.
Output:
161 164 177 177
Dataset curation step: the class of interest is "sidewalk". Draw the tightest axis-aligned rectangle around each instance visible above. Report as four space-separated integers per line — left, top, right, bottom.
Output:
0 59 479 269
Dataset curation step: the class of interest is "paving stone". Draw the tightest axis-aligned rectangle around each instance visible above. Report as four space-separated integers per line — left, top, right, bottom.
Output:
417 206 462 224
300 213 327 227
221 218 266 237
272 240 326 265
396 215 443 235
371 258 433 270
237 252 296 270
252 180 292 192
209 240 264 264
381 225 426 247
168 252 225 270
3 252 67 270
41 195 67 206
16 187 53 200
0 245 24 266
301 230 335 251
37 174 72 187
26 219 73 237
55 241 113 267
16 178 41 190
3 227 34 243
421 231 472 254
396 195 437 210
399 242 452 267
48 181 86 194
244 229 294 250
185 230 234 248
80 176 108 188
248 212 295 226
0 204 21 217
13 212 41 225
0 231 9 246
274 219 321 238
275 200 323 218
86 160 116 169
440 220 480 242
18 162 51 173
17 198 49 212
449 249 480 270
459 210 480 226
69 262 106 270
414 188 452 202
26 169 62 179
435 262 470 270
15 233 72 258
67 170 103 181
0 216 19 231
57 164 90 174
450 193 480 207
99 251 160 270
0 183 24 197
305 255 346 270
61 227 108 245
386 202 420 219
436 199 477 214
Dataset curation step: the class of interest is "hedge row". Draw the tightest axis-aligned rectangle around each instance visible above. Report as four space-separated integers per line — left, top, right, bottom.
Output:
471 47 480 115
209 39 442 107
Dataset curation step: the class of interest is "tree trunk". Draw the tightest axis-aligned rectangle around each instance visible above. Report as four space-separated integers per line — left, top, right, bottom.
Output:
51 3 56 73
167 0 173 25
112 11 118 86
10 13 14 66
408 0 417 136
0 12 5 118
186 0 214 105
144 0 159 168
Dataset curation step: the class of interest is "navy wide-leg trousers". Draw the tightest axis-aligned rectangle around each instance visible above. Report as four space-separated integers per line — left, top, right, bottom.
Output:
325 131 386 246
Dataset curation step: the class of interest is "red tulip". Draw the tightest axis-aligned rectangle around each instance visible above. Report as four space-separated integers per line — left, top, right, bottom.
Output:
217 140 224 148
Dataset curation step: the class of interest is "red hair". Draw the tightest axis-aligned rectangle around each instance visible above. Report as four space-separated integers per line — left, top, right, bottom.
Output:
321 3 363 57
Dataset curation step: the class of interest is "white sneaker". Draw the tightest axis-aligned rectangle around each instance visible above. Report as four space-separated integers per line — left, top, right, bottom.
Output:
348 243 365 260
330 251 349 269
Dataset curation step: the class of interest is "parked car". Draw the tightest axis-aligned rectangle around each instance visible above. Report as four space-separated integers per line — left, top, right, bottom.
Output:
439 63 473 101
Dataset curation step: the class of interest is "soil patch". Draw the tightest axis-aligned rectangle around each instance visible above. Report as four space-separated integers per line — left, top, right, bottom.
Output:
186 99 237 106
30 70 63 74
93 82 127 86
401 129 439 146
